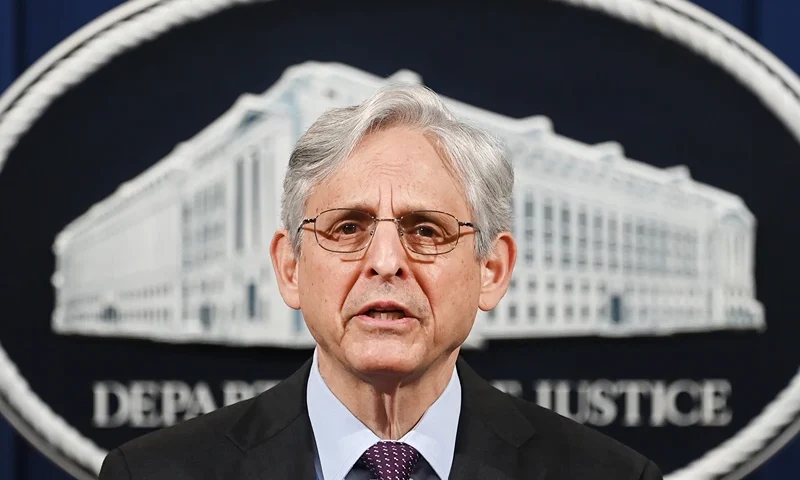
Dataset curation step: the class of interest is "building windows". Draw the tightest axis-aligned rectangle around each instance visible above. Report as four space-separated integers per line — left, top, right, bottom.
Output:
51 117 764 348
611 295 623 323
524 192 534 265
578 208 588 269
593 211 603 270
252 151 261 247
687 232 696 277
101 306 119 322
636 220 646 273
672 230 683 276
623 219 633 273
544 201 554 267
561 203 571 268
248 283 258 320
608 216 618 271
658 226 668 274
235 158 245 253
524 194 534 217
647 222 658 274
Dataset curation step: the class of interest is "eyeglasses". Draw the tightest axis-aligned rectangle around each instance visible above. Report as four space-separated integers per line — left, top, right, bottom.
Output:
298 208 477 255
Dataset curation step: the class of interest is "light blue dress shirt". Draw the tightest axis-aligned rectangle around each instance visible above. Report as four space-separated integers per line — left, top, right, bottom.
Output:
306 349 462 480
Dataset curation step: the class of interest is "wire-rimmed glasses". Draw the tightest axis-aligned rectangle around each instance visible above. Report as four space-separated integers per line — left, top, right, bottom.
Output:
298 208 476 255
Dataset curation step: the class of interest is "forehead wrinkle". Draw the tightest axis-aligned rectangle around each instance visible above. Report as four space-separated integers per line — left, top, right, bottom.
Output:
308 126 470 218
374 143 465 216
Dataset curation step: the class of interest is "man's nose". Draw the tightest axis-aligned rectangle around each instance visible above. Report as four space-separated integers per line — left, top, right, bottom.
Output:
364 220 406 279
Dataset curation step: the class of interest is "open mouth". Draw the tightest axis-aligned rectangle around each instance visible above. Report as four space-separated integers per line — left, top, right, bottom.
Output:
362 309 408 320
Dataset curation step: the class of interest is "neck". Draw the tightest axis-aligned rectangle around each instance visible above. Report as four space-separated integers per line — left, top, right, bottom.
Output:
317 350 459 440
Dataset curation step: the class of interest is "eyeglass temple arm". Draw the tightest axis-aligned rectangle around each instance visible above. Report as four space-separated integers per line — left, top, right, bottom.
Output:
297 218 315 232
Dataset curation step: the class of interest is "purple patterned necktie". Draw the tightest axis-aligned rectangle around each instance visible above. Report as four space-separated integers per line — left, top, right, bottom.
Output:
359 441 421 480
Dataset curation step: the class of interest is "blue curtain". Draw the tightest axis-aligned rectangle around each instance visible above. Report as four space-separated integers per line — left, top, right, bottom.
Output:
2 0 800 478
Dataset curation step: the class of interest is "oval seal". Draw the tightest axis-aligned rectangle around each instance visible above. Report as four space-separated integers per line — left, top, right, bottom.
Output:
0 1 799 479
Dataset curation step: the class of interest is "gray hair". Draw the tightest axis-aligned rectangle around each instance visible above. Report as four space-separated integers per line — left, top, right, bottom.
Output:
281 83 514 260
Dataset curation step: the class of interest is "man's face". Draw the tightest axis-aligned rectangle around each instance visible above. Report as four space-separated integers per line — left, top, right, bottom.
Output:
295 126 486 379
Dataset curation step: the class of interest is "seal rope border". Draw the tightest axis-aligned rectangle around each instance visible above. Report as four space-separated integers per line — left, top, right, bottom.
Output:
552 0 800 477
0 0 796 478
0 1 275 478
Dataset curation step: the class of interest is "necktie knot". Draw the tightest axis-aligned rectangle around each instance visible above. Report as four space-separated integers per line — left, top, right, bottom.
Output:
359 441 421 480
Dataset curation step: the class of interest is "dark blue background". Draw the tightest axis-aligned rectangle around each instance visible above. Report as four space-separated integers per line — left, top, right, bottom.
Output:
1 0 800 479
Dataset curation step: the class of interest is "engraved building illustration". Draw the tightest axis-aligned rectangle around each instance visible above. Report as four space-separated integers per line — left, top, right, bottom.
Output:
50 62 765 347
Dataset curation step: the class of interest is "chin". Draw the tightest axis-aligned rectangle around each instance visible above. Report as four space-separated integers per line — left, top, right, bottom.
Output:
345 340 423 377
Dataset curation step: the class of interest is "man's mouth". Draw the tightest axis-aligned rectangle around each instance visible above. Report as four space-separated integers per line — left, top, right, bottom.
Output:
362 309 408 320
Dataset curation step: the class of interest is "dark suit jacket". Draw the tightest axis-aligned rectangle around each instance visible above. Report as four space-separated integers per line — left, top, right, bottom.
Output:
99 358 663 479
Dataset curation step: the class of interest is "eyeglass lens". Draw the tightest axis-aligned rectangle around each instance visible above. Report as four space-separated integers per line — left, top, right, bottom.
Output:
313 209 461 254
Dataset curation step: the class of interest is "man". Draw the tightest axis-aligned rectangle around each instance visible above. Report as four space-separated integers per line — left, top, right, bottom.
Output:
99 84 663 479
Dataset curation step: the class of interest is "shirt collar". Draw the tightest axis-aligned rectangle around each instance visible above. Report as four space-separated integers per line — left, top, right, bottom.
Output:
306 348 462 480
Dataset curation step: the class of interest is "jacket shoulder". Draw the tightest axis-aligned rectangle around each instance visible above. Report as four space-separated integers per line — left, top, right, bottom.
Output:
99 397 256 480
510 395 662 479
99 358 314 479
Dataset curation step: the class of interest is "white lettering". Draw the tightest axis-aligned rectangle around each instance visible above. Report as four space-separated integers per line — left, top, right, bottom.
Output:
223 381 254 406
161 381 192 426
702 380 732 426
93 382 129 428
650 381 668 426
92 380 276 428
129 381 161 428
92 378 732 429
621 380 652 427
533 379 732 427
555 381 591 423
183 383 217 421
587 380 618 427
665 380 702 427
535 381 553 410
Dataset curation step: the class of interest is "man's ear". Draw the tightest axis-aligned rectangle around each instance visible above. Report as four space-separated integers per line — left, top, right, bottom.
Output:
478 232 517 311
270 229 301 310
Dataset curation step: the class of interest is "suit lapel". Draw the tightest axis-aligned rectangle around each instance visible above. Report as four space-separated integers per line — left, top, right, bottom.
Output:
451 358 548 480
216 356 549 480
220 358 317 480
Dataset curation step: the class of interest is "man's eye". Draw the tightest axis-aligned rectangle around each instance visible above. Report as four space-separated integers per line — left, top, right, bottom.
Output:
412 224 446 239
339 223 360 235
416 226 436 238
